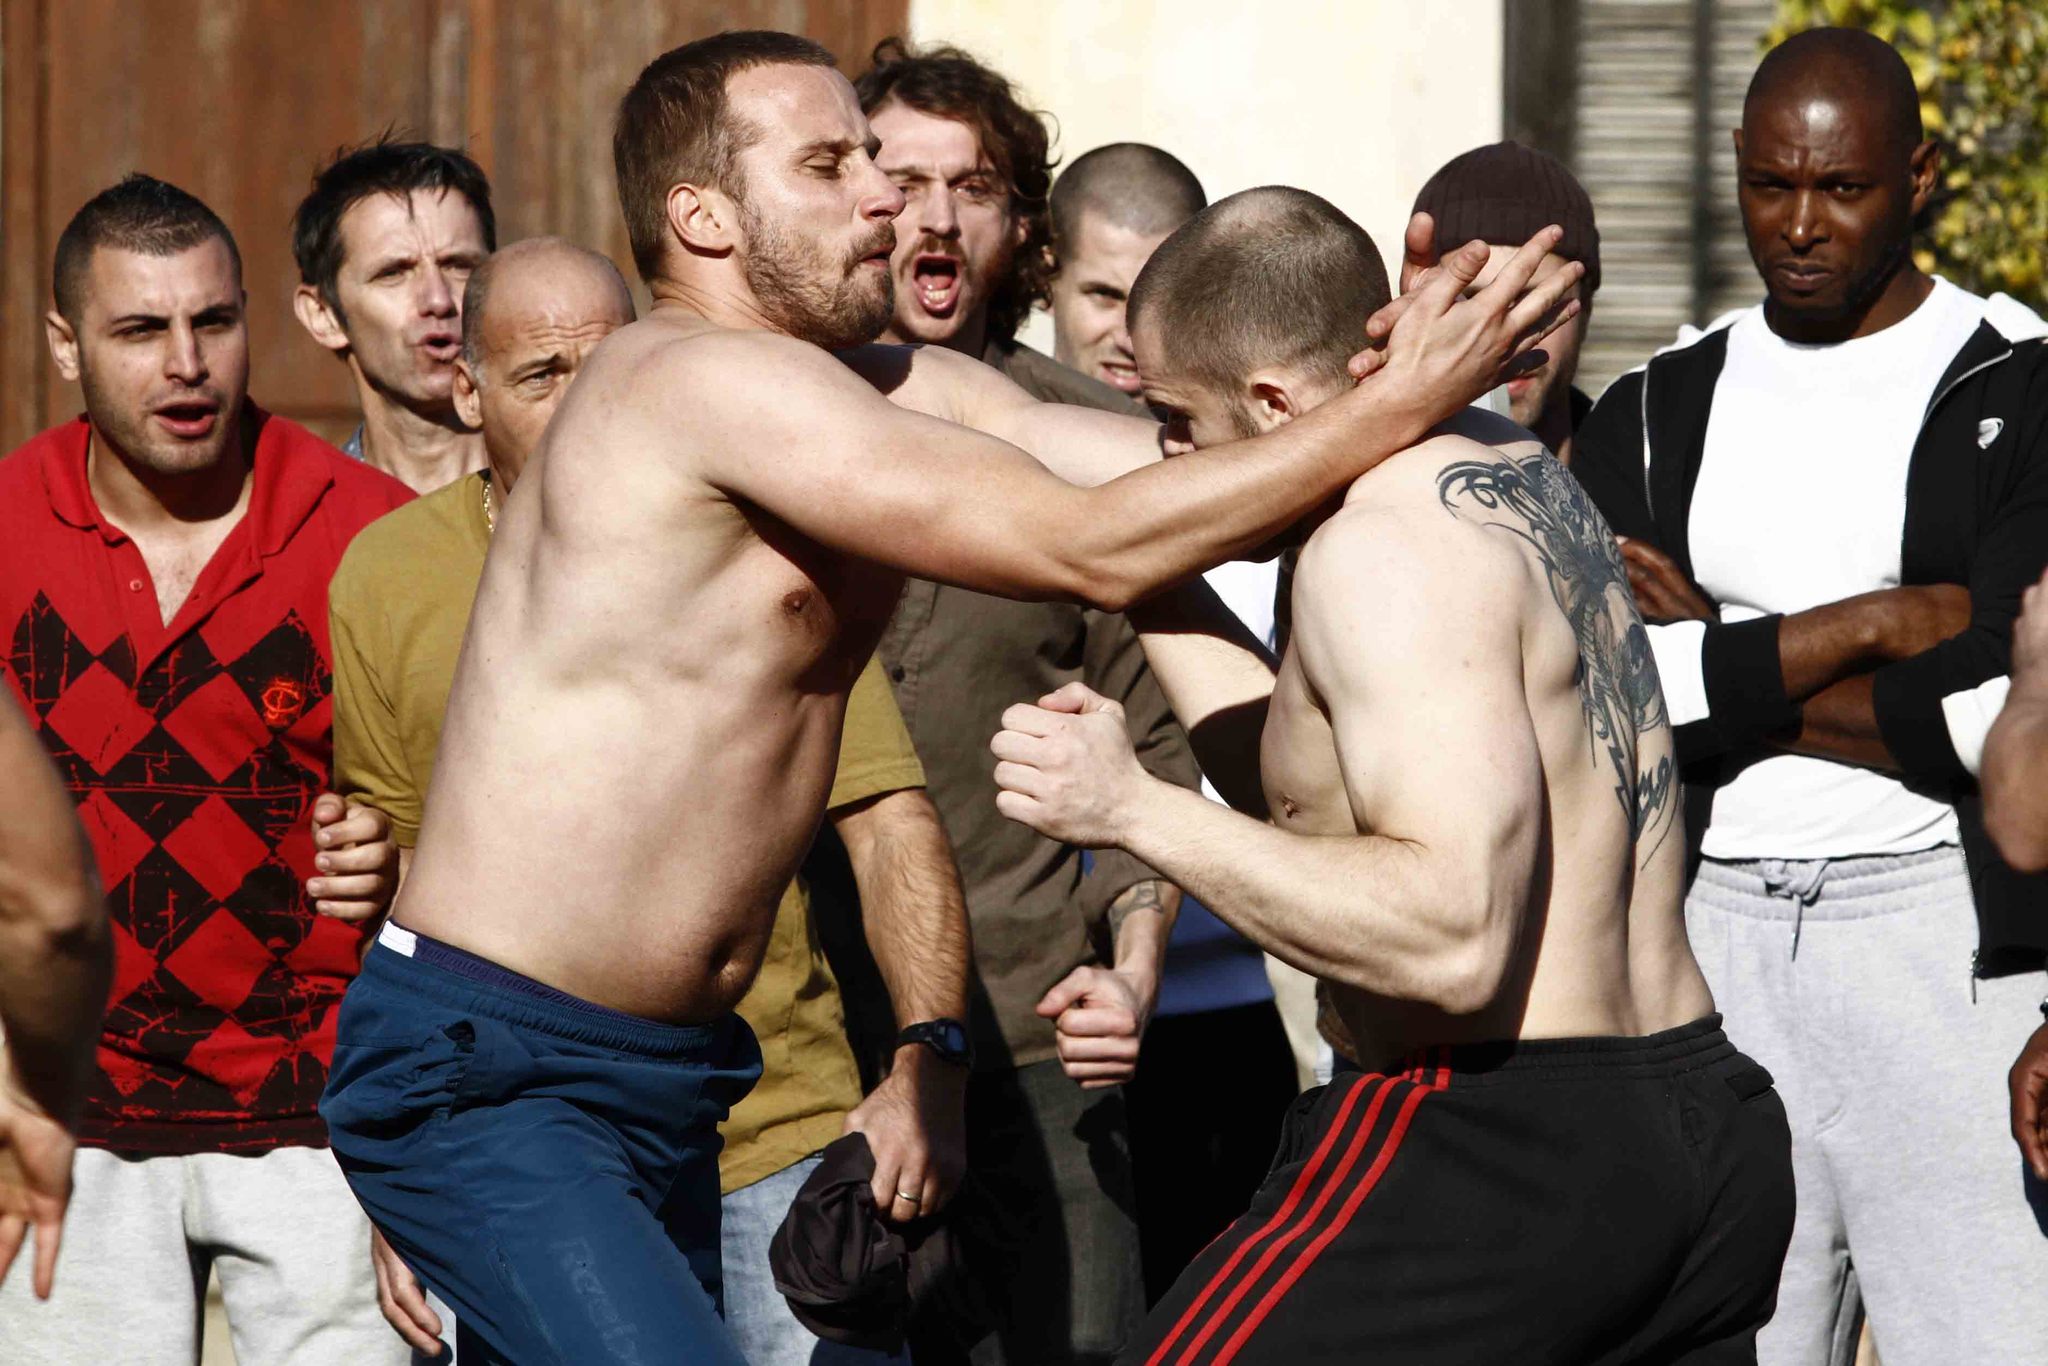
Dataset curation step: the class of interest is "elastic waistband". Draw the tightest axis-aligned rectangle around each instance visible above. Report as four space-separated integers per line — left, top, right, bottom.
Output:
1397 1014 1732 1087
1690 845 1970 921
361 923 732 1059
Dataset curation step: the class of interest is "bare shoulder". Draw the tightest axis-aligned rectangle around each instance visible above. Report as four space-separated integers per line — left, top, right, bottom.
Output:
1428 405 1548 457
834 340 1031 425
1295 490 1525 648
600 316 853 406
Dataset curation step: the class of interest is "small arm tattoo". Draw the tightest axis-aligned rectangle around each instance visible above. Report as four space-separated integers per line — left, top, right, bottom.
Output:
1106 880 1168 939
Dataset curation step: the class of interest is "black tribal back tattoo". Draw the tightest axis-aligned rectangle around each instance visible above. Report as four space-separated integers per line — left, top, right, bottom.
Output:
1436 452 1677 851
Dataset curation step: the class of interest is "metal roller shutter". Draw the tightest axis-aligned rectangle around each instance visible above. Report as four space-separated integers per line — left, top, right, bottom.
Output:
1556 0 1778 394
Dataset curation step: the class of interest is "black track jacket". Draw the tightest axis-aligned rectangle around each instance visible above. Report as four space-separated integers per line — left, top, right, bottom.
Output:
1573 293 2048 976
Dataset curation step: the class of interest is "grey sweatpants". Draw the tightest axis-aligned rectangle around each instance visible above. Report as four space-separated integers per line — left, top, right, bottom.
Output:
0 1144 405 1365
1687 846 2048 1366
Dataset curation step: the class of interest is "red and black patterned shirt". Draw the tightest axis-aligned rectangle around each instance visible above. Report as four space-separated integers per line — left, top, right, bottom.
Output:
0 406 411 1154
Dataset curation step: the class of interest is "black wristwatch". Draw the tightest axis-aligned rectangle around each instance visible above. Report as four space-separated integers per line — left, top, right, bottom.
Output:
898 1018 974 1069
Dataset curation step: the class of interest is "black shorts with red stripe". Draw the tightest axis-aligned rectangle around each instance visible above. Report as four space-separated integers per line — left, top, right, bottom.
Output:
1122 1014 1794 1366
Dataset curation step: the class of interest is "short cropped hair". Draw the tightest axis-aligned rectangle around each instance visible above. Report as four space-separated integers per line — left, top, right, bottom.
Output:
291 135 496 312
1050 143 1206 255
854 39 1053 346
1129 186 1390 392
613 30 837 284
53 174 242 323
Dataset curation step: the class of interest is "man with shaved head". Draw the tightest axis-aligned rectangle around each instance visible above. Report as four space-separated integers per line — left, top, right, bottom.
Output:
1049 142 1207 397
1574 26 2048 1364
993 184 1792 1361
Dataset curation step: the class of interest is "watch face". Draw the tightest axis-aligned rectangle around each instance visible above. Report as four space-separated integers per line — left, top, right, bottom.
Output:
939 1021 968 1056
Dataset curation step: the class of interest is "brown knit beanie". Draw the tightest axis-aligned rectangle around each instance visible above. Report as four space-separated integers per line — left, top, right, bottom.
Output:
1411 141 1600 294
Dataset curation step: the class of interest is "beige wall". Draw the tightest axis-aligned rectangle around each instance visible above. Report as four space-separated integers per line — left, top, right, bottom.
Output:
905 0 1505 352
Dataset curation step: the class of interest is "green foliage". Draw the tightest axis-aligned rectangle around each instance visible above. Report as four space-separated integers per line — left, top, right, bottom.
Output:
1770 0 2048 305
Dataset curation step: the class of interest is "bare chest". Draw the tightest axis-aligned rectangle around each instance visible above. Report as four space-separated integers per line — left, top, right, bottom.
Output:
1260 650 1355 835
730 514 903 679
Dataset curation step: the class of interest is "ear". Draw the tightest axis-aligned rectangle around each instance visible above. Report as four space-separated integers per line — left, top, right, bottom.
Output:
1011 212 1030 251
1907 138 1941 216
1731 128 1745 160
44 310 80 383
666 181 740 255
451 358 483 431
1247 373 1302 431
293 283 350 355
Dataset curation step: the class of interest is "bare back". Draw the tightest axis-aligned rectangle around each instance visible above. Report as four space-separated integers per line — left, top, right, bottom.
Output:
396 311 903 1020
1263 413 1711 1065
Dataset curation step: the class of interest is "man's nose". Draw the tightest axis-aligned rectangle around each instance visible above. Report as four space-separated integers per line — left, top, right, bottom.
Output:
918 184 960 237
1785 191 1827 250
419 264 458 317
1111 316 1134 357
862 163 907 223
165 321 206 384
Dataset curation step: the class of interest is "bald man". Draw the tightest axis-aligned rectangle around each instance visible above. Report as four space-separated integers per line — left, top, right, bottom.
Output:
1573 28 2048 1365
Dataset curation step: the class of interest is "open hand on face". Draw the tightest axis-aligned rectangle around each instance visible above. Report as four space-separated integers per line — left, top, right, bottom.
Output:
306 794 400 923
991 682 1150 849
1346 212 1583 409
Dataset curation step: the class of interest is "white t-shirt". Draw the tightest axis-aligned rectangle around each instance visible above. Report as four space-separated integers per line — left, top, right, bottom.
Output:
1203 559 1280 652
1687 277 1985 859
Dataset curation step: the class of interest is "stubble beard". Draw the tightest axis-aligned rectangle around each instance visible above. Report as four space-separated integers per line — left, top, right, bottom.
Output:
78 363 234 478
739 195 894 352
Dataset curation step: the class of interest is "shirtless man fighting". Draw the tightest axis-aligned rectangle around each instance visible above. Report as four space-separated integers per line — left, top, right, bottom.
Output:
991 188 1796 1363
317 32 1580 1365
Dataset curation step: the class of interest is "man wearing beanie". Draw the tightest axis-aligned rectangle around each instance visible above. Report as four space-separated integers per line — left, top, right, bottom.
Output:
1412 141 1600 464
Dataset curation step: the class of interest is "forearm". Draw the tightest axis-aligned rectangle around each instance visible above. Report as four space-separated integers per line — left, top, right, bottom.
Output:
1118 779 1506 1013
1017 384 1433 609
1984 683 2048 871
0 748 110 1121
0 907 109 1124
1780 675 1899 770
1778 598 1893 700
834 789 971 1027
1105 880 1180 1020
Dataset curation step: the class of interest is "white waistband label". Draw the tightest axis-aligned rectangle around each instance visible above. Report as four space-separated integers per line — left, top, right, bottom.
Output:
379 922 419 957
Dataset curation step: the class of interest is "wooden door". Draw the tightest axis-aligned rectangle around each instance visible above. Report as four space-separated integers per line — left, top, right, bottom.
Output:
0 0 906 449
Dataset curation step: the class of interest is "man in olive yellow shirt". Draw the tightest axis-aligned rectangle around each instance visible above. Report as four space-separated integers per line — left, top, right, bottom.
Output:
324 239 971 1365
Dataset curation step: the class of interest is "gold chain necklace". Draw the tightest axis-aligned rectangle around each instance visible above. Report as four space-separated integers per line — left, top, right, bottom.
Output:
481 471 495 534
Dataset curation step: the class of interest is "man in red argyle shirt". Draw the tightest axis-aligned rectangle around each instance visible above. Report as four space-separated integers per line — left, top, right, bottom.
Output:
0 175 411 1363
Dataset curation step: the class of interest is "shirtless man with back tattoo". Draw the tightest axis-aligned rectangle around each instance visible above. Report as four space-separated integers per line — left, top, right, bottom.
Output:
992 188 1796 1364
